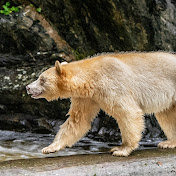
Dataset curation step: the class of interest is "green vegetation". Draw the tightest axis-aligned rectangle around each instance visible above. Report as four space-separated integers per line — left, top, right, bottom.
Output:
73 48 95 60
73 49 87 60
0 2 19 15
30 4 42 13
36 7 42 13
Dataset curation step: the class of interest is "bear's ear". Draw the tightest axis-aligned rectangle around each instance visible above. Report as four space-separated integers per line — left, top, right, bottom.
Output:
55 60 62 74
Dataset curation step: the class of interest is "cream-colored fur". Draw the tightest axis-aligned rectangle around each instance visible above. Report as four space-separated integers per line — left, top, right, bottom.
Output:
26 52 176 156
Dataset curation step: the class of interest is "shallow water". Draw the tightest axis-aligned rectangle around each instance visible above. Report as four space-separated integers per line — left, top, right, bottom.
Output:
0 130 163 162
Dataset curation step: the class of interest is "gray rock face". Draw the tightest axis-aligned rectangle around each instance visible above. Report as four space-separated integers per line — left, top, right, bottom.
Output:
31 0 176 52
0 0 176 141
0 13 57 56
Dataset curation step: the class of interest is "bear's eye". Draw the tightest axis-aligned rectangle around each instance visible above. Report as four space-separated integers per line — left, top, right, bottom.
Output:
40 77 45 85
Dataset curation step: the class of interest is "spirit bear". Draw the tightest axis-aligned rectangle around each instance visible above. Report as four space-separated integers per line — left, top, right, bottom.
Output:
26 52 176 156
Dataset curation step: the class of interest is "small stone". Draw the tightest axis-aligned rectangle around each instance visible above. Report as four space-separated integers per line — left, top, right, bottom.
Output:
4 76 10 81
17 69 24 72
14 84 19 89
18 74 23 79
23 70 27 74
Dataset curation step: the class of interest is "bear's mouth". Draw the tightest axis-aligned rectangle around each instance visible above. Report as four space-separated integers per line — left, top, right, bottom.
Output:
31 92 43 98
27 90 43 99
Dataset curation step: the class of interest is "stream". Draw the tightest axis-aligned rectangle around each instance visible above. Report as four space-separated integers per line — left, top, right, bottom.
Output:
0 130 164 162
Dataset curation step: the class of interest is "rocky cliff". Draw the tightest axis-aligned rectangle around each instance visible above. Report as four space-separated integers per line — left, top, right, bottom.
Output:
0 0 175 141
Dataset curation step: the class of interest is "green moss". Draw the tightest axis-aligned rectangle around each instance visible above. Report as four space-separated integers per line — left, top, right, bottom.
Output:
73 49 95 60
72 49 87 60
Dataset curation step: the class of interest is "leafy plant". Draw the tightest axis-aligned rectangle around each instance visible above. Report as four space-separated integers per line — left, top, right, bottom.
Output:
36 7 41 13
0 2 19 15
30 4 42 13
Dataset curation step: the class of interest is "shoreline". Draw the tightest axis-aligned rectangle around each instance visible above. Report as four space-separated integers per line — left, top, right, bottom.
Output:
0 148 176 175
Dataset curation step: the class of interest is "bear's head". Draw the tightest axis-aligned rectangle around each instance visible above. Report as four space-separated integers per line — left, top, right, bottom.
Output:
26 61 69 101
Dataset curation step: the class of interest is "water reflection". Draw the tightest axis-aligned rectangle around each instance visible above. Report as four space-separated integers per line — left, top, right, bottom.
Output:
0 130 164 162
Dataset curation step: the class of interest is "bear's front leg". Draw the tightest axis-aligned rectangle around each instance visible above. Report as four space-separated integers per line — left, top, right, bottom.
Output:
110 110 144 156
42 98 100 154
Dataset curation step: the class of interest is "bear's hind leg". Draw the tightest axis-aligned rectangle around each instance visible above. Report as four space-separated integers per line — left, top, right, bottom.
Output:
155 105 176 149
111 110 144 156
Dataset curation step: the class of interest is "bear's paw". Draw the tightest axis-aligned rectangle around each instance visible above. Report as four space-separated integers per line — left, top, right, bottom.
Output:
42 144 61 154
110 145 138 157
158 140 176 149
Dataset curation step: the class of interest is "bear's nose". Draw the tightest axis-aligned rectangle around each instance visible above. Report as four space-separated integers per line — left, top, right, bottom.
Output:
26 85 30 91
